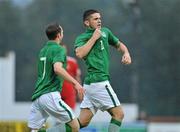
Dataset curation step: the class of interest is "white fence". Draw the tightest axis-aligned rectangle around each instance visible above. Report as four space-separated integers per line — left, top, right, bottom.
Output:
0 52 31 121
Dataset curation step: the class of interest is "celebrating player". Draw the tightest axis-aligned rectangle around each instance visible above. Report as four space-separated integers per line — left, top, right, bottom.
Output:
75 9 132 132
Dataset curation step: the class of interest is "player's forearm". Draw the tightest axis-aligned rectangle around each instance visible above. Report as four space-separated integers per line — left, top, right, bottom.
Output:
54 63 78 85
117 41 130 55
75 37 96 59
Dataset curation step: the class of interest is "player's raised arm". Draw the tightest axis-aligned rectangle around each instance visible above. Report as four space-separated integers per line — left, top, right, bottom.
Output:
75 29 101 59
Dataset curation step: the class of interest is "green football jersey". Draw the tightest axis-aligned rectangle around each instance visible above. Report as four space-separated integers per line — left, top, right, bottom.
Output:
32 41 66 101
75 27 119 84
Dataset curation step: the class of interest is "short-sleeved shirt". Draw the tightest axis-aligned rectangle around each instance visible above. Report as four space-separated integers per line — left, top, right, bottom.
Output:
32 41 66 101
75 27 119 84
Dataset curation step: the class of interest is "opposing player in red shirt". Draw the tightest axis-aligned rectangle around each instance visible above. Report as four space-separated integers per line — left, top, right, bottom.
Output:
61 45 81 110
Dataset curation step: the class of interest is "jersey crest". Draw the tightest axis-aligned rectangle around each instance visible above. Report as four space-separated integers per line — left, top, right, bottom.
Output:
101 31 107 38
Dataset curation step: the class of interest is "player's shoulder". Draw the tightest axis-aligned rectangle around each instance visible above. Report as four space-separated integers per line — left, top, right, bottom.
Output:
51 44 63 50
102 27 111 32
75 32 87 40
75 34 86 45
49 45 65 56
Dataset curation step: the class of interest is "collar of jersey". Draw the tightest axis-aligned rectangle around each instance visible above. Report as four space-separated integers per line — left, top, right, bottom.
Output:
86 27 95 33
47 41 59 45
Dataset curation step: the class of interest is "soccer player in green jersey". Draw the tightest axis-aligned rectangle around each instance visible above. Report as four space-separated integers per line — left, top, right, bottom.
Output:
28 23 85 132
75 9 132 132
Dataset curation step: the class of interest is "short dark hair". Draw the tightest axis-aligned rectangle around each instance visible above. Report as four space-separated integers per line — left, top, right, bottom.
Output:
45 23 62 40
83 9 100 21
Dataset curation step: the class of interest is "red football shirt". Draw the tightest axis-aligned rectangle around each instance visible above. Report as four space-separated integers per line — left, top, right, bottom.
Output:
61 56 79 110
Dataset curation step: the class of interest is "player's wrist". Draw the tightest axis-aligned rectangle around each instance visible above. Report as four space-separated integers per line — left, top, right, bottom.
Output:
72 81 78 86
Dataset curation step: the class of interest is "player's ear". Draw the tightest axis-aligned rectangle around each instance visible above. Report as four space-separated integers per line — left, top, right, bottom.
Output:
84 20 89 27
57 33 61 38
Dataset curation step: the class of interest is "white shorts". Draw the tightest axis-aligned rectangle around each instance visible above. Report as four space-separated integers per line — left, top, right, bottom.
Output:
80 80 120 114
28 91 75 129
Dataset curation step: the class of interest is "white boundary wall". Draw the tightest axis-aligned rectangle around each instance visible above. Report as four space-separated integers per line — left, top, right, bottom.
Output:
148 123 180 132
0 52 31 121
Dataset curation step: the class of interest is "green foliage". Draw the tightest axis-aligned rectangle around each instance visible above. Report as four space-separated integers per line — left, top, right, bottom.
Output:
0 0 22 52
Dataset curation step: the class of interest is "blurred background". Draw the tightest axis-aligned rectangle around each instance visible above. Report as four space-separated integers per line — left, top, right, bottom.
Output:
0 0 180 131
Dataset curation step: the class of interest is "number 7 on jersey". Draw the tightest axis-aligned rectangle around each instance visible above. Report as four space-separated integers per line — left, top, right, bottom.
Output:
40 57 46 80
